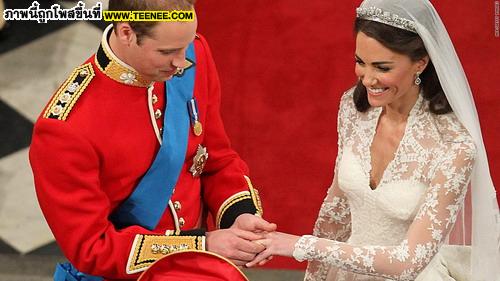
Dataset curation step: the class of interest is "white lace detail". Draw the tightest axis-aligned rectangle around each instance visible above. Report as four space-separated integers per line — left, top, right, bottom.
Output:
301 89 476 281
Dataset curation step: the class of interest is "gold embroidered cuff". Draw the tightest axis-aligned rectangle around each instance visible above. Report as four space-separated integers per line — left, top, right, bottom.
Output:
216 176 264 229
216 191 253 229
126 234 205 274
244 175 263 217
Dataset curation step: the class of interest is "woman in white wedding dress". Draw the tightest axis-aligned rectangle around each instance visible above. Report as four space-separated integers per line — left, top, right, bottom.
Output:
246 1 500 280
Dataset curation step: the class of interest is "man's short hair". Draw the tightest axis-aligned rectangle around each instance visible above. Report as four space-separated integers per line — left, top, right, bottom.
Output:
108 0 196 45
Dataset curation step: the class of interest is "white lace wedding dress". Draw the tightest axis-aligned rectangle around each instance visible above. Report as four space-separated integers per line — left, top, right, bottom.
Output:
295 89 475 281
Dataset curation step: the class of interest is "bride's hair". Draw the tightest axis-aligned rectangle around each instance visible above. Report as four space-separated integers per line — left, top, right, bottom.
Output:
352 19 452 115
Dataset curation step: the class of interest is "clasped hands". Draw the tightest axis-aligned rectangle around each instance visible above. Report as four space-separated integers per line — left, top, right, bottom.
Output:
206 214 300 267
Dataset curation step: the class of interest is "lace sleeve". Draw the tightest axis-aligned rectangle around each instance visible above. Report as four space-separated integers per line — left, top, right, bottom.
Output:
312 90 355 240
305 175 352 281
296 141 475 281
305 91 354 280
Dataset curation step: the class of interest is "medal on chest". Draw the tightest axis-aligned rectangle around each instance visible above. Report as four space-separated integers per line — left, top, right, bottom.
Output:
188 98 203 136
190 144 208 177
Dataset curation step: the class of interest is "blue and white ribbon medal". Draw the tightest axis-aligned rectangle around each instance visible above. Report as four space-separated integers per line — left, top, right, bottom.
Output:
188 98 202 136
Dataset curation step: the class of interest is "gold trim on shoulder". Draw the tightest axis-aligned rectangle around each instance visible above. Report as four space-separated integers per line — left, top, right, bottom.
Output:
215 191 253 229
43 63 94 121
126 234 205 274
244 175 264 217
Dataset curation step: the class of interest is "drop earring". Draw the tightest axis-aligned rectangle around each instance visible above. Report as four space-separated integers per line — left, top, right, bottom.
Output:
414 71 422 86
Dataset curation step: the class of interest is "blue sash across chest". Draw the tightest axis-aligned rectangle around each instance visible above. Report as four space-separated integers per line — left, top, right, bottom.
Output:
109 42 196 230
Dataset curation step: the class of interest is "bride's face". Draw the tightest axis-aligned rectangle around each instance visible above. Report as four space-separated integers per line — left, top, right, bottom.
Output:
354 32 426 108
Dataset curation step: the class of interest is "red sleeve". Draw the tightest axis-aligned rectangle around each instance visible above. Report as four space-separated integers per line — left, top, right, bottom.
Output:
30 119 152 279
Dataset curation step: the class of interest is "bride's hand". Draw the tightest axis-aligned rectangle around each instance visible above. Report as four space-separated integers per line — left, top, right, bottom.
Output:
245 231 300 267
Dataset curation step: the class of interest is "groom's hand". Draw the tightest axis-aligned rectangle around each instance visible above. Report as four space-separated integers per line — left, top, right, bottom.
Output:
230 213 277 233
206 228 266 266
229 214 277 266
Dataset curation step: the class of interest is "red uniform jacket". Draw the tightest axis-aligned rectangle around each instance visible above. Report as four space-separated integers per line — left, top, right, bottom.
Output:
29 27 262 280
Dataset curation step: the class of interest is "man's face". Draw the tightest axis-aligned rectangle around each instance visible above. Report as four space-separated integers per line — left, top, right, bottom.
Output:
127 17 198 82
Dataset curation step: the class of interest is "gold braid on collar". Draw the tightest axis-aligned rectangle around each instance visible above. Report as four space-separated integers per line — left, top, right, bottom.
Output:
95 25 151 87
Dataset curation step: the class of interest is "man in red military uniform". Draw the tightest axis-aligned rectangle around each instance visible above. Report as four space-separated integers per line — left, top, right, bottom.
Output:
29 0 275 280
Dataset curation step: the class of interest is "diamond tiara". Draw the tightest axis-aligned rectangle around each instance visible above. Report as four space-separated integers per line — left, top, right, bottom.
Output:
356 7 417 33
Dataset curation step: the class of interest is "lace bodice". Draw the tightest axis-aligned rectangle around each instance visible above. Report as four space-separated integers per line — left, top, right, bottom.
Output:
296 89 476 281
